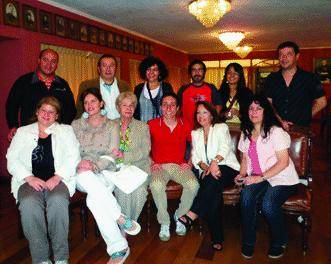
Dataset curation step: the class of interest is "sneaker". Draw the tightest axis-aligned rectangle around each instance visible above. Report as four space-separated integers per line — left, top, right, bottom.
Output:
55 261 68 264
174 215 186 236
159 224 170 241
241 244 254 259
40 261 52 264
268 246 284 259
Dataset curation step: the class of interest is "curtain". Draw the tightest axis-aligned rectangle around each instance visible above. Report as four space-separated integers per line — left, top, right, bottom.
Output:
41 44 120 101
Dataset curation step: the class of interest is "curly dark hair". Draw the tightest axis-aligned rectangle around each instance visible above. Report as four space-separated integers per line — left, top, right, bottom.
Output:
240 94 281 139
139 56 168 81
193 101 220 130
220 62 246 97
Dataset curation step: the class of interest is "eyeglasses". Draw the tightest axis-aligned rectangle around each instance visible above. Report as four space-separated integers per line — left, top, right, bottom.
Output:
39 108 57 116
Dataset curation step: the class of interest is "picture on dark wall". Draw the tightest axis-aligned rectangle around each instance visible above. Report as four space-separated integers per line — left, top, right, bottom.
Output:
3 0 20 27
115 34 122 49
139 42 145 55
107 32 114 48
144 43 150 56
55 15 66 37
67 20 79 40
134 40 140 54
39 10 53 34
122 36 128 51
128 38 134 53
22 5 36 31
79 24 88 42
89 26 98 44
150 45 154 55
99 29 106 46
315 58 331 84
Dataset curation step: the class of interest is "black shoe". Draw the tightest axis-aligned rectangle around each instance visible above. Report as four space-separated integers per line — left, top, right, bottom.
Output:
241 244 254 259
268 246 285 259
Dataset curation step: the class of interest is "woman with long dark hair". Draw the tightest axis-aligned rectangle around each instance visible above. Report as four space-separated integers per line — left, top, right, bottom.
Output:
219 63 252 123
235 94 299 259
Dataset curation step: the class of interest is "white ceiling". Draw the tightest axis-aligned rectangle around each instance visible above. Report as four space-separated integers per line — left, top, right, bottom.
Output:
42 0 331 54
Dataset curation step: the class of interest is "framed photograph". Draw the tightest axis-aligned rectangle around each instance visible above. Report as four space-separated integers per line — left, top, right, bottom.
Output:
67 20 79 40
314 58 331 84
79 24 88 42
150 45 154 55
3 0 20 27
139 42 145 55
134 40 140 54
128 38 134 53
107 32 114 48
115 34 122 49
99 29 106 46
122 36 128 51
22 5 36 31
144 43 150 56
89 26 98 44
55 15 66 37
39 10 53 34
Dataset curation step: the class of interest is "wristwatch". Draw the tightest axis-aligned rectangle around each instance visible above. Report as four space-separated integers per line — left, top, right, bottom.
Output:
214 157 221 163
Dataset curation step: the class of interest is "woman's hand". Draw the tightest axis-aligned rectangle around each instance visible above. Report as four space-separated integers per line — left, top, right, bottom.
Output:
180 162 191 170
244 175 264 185
151 163 163 173
45 175 62 191
25 176 46 191
199 162 210 179
234 174 246 185
210 160 221 179
77 160 94 173
112 148 124 158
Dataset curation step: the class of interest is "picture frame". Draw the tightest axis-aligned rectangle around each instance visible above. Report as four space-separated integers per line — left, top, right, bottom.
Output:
89 26 98 44
22 4 36 31
107 31 114 48
99 29 106 46
39 10 53 34
128 38 134 53
134 40 140 54
67 19 79 40
314 58 331 84
79 24 88 42
144 43 150 56
121 36 128 51
139 42 145 55
55 15 66 37
115 34 122 49
3 0 20 27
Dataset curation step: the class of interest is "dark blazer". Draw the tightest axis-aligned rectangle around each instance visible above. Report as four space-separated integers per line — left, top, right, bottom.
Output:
133 81 173 120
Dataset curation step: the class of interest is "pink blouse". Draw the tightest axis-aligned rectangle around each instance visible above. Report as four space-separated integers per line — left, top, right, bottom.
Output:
248 139 262 175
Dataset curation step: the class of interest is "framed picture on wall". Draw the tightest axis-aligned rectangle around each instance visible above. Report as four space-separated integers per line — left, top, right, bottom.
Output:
89 26 98 44
144 43 150 56
150 45 154 55
99 29 106 46
79 24 88 42
122 36 128 51
67 20 79 40
139 42 145 55
128 38 134 53
3 0 20 27
107 32 114 48
314 58 331 84
55 15 66 37
22 5 36 31
115 34 122 49
39 10 53 34
134 40 140 54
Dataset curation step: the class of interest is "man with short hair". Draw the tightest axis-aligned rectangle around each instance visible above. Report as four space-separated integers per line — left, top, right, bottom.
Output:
76 54 130 119
265 41 327 130
148 92 199 241
177 59 221 130
6 48 76 141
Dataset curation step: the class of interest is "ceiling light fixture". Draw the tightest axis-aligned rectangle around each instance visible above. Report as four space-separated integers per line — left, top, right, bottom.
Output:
234 46 253 58
218 31 245 50
188 0 231 28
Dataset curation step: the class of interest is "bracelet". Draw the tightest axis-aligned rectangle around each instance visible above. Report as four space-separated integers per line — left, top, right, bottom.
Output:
261 175 267 181
213 157 221 163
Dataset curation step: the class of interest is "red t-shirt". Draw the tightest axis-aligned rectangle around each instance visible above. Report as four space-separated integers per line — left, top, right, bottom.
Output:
148 117 191 164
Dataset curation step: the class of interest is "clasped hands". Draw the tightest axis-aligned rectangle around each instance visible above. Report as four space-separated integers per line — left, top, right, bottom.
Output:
234 174 264 186
200 160 221 180
25 174 62 192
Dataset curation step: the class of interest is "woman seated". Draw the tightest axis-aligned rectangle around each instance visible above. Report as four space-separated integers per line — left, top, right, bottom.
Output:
235 94 299 259
133 56 173 122
179 101 240 251
71 88 140 264
219 63 253 123
113 91 151 221
7 96 80 264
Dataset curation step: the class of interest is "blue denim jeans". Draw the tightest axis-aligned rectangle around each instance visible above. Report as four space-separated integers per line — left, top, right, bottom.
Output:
240 181 297 247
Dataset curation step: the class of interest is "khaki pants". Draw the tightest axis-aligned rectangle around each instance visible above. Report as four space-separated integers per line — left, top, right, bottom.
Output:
150 163 199 225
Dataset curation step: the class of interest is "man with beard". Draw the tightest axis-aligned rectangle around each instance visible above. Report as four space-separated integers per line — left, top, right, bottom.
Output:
178 60 221 130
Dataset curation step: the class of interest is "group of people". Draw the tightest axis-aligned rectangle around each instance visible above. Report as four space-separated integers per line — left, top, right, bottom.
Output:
5 40 326 264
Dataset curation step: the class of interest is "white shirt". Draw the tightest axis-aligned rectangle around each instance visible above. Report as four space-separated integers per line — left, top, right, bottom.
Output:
100 77 120 120
143 82 160 99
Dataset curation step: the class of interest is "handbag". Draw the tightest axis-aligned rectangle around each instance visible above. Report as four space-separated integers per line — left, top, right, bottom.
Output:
102 165 148 194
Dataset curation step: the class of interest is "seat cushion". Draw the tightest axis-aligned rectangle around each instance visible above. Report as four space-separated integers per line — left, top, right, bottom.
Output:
282 184 311 212
223 185 241 205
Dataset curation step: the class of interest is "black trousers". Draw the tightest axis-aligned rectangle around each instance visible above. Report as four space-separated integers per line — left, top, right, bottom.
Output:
190 165 238 243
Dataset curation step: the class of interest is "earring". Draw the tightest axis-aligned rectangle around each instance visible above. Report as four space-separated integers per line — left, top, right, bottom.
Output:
82 112 89 119
100 109 107 116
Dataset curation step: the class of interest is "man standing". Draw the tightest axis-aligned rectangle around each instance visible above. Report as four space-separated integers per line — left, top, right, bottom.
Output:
178 59 221 130
148 92 199 241
76 54 130 119
265 41 327 129
6 48 76 141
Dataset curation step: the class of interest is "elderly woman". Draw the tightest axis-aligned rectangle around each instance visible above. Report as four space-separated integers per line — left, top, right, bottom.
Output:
71 88 140 264
7 96 80 264
133 56 173 122
113 91 151 221
219 63 253 123
179 101 240 251
235 94 299 259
